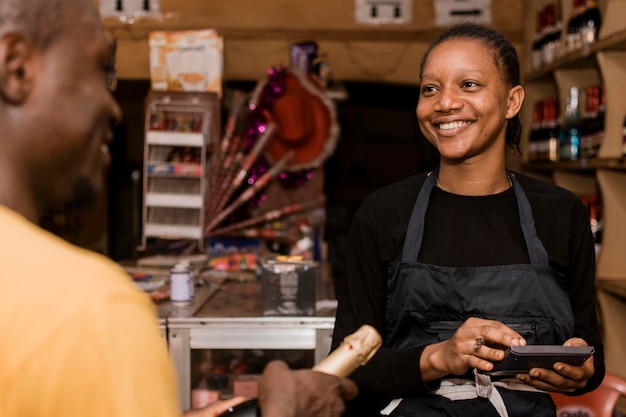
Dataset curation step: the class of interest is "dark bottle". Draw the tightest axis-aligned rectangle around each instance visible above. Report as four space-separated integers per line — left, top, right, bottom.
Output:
559 86 581 161
589 193 603 257
580 0 602 46
590 85 605 158
532 9 545 71
541 4 561 65
529 100 544 162
218 325 382 417
566 0 585 52
579 85 600 159
544 97 561 162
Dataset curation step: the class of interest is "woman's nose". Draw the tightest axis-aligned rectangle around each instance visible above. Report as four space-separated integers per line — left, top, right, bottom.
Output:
435 88 462 112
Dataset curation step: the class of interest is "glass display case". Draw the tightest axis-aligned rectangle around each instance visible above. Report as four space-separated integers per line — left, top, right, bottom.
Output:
163 276 335 410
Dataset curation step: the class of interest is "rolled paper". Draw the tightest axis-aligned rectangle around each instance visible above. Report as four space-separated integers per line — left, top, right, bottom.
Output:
233 122 277 187
312 324 382 377
205 151 294 233
210 194 327 236
211 122 277 220
218 90 247 159
207 135 243 217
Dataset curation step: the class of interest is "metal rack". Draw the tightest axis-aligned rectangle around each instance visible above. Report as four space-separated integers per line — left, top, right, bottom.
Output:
140 91 220 250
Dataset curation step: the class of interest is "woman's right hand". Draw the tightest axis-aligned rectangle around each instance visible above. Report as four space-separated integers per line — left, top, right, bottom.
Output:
420 317 526 381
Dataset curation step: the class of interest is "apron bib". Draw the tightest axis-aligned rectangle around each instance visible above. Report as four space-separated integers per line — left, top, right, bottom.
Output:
383 169 574 417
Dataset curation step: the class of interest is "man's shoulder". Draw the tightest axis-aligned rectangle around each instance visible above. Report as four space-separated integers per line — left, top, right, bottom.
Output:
0 206 145 312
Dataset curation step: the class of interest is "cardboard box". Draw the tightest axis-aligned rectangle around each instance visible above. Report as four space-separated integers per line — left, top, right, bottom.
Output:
149 29 223 97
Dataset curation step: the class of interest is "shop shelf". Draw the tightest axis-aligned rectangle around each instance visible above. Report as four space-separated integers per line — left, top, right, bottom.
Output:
146 130 204 147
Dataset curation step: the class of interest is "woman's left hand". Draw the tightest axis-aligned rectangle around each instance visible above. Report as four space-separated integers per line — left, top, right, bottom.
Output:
515 337 594 393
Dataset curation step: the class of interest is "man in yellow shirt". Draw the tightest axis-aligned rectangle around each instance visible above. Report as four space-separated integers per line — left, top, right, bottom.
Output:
0 0 356 416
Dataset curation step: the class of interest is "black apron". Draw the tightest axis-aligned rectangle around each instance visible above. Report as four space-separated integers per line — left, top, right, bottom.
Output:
383 169 574 417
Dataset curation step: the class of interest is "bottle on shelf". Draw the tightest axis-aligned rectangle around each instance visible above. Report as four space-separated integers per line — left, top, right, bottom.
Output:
579 85 600 159
218 324 382 417
566 0 585 53
589 193 603 258
543 96 561 162
541 3 561 66
580 0 602 46
590 84 605 158
559 86 582 161
532 9 545 71
529 100 544 162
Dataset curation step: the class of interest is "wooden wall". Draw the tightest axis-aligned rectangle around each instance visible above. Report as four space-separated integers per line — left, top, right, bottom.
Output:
101 0 525 84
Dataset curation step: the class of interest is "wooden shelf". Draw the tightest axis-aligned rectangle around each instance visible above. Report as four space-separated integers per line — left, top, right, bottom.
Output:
104 21 525 44
523 158 626 172
523 0 626 380
524 28 626 82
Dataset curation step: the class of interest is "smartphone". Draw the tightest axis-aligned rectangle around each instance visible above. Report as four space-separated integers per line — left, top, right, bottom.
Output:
479 345 595 376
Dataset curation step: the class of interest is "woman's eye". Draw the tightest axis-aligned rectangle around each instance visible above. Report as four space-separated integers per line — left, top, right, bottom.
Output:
462 81 479 88
421 85 436 95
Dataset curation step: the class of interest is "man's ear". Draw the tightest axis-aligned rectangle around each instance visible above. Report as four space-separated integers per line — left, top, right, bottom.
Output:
0 32 34 104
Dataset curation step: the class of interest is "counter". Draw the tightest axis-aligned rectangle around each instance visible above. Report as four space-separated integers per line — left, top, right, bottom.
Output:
160 274 335 410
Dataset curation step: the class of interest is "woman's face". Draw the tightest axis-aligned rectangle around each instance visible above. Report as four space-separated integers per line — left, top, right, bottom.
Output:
416 38 522 163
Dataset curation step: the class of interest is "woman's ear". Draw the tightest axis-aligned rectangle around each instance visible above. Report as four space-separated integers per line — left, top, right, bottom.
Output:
505 85 525 120
0 32 34 104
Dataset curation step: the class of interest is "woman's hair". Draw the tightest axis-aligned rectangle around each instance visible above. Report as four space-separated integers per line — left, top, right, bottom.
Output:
420 23 523 154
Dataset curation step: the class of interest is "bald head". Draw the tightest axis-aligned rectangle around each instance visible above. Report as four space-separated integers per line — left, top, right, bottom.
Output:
0 0 96 48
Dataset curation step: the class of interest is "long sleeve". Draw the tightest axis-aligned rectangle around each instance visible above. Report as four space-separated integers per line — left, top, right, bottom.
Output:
332 194 430 401
562 207 605 395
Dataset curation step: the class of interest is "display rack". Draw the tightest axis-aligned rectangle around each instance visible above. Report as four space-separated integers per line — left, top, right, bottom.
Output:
140 91 220 250
522 0 626 379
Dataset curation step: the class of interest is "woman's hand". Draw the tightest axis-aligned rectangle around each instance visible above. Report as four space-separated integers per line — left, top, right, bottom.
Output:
420 317 526 381
515 337 594 393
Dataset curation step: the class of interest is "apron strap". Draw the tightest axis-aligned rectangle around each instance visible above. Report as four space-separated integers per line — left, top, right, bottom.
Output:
508 170 549 266
402 168 550 266
401 168 437 262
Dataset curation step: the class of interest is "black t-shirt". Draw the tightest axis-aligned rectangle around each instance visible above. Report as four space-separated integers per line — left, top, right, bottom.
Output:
332 171 605 412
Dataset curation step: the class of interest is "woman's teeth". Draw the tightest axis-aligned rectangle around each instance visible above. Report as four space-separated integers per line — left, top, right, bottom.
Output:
439 121 470 130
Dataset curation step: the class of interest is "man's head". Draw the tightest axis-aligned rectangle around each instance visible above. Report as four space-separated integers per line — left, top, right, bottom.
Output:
0 0 121 221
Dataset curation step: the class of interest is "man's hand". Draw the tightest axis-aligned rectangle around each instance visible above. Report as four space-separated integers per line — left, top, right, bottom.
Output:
183 397 247 417
258 360 358 417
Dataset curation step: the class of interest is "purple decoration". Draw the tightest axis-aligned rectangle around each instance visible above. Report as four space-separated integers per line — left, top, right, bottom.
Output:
242 66 318 193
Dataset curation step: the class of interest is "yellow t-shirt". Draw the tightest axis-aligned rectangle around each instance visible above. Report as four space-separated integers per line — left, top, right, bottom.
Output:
0 205 181 417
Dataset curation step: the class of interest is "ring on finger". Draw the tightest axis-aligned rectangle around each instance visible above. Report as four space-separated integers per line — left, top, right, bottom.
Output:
473 337 485 353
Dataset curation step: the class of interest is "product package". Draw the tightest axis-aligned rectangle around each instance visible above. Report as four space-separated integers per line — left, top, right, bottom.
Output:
261 259 317 316
149 29 223 96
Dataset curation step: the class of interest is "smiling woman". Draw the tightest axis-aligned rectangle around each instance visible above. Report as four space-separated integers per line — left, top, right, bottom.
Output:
331 22 605 417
